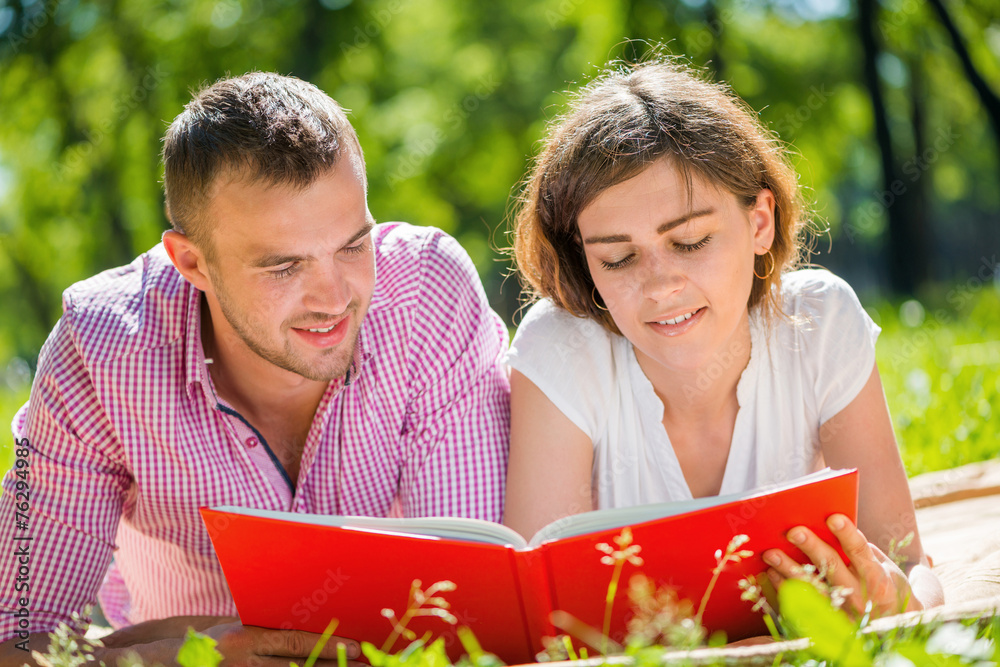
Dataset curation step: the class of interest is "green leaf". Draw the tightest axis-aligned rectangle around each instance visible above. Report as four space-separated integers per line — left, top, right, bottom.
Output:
778 579 872 667
303 618 339 667
421 638 451 667
892 639 970 667
176 628 223 667
361 641 387 667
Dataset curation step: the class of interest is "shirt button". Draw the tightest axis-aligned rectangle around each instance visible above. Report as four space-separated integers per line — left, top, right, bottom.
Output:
245 436 259 448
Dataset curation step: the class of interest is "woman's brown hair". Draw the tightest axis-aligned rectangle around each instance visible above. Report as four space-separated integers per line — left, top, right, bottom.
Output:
512 57 809 334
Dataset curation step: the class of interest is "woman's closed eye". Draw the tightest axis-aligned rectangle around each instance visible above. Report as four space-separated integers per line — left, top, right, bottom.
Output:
599 234 713 270
674 235 712 252
600 254 635 271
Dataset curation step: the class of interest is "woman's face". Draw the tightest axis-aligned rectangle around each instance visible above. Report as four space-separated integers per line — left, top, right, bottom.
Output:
577 158 775 375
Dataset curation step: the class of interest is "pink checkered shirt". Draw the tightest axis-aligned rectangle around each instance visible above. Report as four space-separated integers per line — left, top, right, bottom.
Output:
0 222 510 640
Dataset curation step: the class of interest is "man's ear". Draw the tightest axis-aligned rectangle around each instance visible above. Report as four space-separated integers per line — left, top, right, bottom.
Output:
750 188 777 253
162 230 212 292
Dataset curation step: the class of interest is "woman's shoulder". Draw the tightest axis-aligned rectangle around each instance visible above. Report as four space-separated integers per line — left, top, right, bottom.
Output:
510 299 616 354
780 267 860 304
506 299 623 438
777 268 870 328
769 268 881 424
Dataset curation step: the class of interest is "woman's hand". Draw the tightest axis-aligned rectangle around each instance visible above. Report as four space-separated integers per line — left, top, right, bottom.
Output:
762 513 922 619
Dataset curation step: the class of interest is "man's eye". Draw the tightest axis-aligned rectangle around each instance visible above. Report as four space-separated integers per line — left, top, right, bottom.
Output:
268 264 298 279
342 241 367 255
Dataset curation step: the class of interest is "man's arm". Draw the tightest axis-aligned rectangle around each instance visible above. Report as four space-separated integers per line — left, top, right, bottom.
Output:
396 231 509 521
0 316 129 645
0 619 363 667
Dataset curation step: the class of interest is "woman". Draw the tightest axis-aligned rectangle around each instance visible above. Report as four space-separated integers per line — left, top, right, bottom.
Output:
504 57 943 616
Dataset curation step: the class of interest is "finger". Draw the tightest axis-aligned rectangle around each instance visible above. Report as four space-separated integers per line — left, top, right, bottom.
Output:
773 526 871 614
824 517 918 616
762 548 809 580
250 628 361 660
826 515 876 567
826 515 889 589
785 525 853 586
253 658 365 667
766 566 787 591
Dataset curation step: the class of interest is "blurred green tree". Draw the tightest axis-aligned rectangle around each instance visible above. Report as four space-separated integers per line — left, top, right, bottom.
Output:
0 0 997 441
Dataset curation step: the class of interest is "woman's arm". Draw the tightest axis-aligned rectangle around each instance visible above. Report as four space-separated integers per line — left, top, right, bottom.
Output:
503 370 595 541
764 363 944 615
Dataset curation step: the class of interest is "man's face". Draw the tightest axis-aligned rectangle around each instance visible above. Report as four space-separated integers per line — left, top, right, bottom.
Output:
200 152 376 383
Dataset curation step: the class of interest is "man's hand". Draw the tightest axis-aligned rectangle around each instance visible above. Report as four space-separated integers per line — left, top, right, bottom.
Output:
762 513 922 619
101 615 236 647
198 620 363 667
1 617 363 667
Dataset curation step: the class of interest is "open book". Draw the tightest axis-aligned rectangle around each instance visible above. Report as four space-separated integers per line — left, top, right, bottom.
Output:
201 467 858 664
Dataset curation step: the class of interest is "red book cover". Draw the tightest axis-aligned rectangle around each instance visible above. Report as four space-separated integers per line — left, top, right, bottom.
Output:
201 468 858 665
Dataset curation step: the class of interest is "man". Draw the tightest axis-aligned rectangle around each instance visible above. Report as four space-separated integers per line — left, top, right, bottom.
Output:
0 72 510 666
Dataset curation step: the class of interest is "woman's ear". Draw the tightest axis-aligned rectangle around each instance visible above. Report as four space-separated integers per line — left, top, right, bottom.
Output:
750 188 777 253
162 230 212 292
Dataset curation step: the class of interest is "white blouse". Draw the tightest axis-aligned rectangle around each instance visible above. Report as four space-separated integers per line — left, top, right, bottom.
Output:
506 269 880 509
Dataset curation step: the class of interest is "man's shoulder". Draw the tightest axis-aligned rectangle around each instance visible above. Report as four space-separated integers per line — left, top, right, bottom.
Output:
60 244 191 362
371 222 482 308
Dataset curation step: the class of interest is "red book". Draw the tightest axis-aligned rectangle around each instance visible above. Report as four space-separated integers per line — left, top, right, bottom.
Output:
201 468 858 665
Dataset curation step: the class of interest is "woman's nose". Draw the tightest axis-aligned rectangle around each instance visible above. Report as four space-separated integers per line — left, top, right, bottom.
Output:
640 253 684 301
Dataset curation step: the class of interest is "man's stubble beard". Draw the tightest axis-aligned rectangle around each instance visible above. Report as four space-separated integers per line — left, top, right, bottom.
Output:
209 278 360 383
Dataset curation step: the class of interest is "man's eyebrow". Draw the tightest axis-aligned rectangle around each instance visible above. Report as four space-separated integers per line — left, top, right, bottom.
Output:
250 252 312 268
347 220 375 245
582 208 715 245
249 221 375 268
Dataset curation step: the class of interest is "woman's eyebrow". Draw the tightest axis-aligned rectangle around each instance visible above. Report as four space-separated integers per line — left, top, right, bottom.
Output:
583 208 715 245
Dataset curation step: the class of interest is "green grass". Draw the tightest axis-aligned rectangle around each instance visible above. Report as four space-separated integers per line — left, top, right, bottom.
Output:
0 383 29 472
872 283 1000 476
1 282 997 477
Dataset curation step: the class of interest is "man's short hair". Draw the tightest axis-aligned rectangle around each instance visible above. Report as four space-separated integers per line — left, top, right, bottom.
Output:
162 72 363 251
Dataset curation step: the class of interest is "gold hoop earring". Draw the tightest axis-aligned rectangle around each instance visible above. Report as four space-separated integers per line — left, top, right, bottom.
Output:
591 286 609 311
753 249 775 280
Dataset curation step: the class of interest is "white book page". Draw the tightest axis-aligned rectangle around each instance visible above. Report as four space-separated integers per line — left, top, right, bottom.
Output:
526 467 844 548
210 506 529 548
211 468 846 552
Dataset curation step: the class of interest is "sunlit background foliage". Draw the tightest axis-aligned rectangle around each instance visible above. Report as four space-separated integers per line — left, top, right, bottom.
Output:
0 0 998 470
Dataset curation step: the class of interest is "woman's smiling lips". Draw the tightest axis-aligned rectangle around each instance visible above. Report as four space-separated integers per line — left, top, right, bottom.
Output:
291 316 350 348
646 306 706 336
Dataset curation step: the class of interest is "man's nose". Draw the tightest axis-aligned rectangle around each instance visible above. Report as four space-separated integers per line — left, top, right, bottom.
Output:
303 265 351 314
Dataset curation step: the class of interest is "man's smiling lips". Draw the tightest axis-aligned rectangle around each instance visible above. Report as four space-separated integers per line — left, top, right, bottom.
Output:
647 306 706 336
291 316 350 348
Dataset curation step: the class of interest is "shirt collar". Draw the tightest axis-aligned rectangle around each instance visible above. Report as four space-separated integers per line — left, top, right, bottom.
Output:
183 285 215 404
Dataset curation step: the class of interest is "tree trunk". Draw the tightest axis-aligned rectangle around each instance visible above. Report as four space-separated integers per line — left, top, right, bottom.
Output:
857 0 924 294
901 53 931 287
926 0 1000 176
704 0 725 80
290 0 326 83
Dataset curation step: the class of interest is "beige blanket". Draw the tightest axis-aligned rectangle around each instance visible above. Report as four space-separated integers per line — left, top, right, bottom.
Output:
913 462 1000 605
